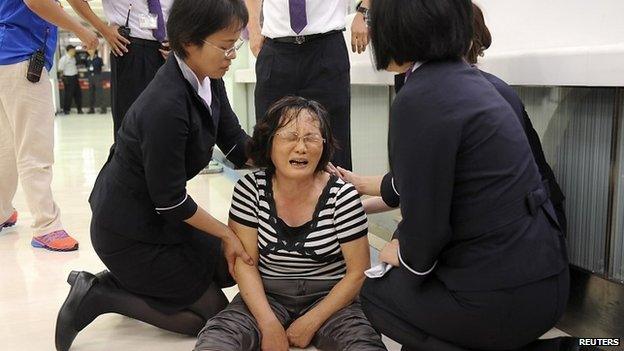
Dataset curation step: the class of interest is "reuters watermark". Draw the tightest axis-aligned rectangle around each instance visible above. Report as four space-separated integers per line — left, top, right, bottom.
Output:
578 338 621 347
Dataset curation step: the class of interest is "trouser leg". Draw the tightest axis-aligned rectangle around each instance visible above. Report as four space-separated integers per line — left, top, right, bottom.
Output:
0 62 62 235
0 64 19 222
110 42 164 141
312 299 387 351
194 293 291 351
73 76 82 112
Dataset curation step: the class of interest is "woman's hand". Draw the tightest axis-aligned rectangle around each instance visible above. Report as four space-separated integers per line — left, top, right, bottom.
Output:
260 319 289 351
102 24 130 56
325 162 339 177
380 239 400 267
336 166 380 196
286 314 320 349
351 12 369 54
222 230 254 277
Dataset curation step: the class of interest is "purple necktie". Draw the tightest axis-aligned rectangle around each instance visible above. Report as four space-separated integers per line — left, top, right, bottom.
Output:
404 63 416 83
147 0 166 42
289 0 307 34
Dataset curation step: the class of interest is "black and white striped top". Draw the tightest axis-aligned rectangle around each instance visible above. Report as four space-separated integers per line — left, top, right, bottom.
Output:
229 171 368 280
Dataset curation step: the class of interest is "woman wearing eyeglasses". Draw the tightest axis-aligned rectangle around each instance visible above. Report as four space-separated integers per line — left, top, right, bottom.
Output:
194 96 386 351
54 1 255 350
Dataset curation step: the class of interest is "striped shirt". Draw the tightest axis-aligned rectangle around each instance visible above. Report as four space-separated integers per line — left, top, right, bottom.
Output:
229 171 368 280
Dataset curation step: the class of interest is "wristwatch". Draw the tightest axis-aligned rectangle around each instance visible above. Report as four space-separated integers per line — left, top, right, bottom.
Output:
356 2 370 23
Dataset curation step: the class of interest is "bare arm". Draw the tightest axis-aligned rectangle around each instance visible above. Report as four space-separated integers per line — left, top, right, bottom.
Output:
230 219 289 351
286 236 370 348
245 0 264 57
66 0 130 56
185 208 253 277
362 196 394 214
24 0 98 49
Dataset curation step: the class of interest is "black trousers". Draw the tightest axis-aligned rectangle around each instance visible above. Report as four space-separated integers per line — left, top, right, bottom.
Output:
254 32 352 169
88 74 106 112
110 37 164 141
62 75 82 113
361 266 570 351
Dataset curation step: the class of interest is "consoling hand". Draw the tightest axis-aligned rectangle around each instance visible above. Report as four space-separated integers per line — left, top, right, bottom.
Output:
286 314 320 348
379 239 400 267
222 231 254 277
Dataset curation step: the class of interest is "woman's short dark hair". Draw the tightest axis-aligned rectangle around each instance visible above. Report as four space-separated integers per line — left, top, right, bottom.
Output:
466 3 492 64
167 0 248 59
369 0 473 70
247 96 338 174
66 45 75 52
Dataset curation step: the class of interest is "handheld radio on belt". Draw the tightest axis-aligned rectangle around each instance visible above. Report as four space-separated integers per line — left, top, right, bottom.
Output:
26 27 49 83
118 4 132 39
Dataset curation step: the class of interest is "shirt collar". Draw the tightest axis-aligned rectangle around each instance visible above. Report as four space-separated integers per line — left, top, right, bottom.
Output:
174 54 213 112
175 53 202 92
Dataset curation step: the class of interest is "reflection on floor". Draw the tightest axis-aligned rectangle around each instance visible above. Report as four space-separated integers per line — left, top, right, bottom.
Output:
0 114 566 350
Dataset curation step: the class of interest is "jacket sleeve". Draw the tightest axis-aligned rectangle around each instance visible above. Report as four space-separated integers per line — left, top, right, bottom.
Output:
380 172 400 208
139 101 198 222
214 80 250 168
390 98 461 283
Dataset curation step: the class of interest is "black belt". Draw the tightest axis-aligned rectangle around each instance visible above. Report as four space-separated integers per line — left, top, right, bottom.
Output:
129 37 162 49
269 29 344 45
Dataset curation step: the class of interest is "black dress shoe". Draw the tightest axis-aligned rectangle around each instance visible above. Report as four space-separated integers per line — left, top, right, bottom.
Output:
55 271 97 351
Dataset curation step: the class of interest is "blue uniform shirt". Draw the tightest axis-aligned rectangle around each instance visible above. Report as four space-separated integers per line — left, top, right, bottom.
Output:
0 0 58 71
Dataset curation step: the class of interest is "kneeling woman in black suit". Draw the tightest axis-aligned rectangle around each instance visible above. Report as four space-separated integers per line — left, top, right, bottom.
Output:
55 0 254 350
359 1 570 350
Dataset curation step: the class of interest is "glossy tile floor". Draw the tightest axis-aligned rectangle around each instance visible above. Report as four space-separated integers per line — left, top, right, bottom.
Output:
0 114 566 351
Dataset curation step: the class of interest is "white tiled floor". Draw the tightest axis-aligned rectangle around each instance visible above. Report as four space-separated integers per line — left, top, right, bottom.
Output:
0 114 401 351
0 114 567 351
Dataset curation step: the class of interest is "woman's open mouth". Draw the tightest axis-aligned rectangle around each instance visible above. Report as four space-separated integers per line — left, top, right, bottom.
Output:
289 158 309 168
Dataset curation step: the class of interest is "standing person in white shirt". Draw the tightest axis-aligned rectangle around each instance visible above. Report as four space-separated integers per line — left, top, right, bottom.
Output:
58 45 83 114
67 0 173 141
246 0 371 171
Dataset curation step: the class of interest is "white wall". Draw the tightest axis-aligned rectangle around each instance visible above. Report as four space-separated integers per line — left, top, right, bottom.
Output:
475 0 624 86
476 0 624 53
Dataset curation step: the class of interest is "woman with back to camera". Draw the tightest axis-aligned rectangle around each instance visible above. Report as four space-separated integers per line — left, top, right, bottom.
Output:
54 0 255 350
349 0 570 350
336 4 567 237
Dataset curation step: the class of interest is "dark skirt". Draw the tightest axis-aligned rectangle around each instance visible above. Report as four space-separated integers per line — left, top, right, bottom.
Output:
91 220 225 312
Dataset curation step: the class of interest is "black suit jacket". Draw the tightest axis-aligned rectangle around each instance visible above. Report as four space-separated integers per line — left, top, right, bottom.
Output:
387 68 567 234
389 60 567 291
89 56 249 244
479 70 567 234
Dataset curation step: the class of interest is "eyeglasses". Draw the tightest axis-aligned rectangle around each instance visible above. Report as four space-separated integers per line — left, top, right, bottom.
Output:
274 131 325 146
202 38 245 59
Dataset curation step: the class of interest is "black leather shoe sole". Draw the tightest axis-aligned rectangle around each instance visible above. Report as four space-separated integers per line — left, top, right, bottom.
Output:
55 271 97 351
